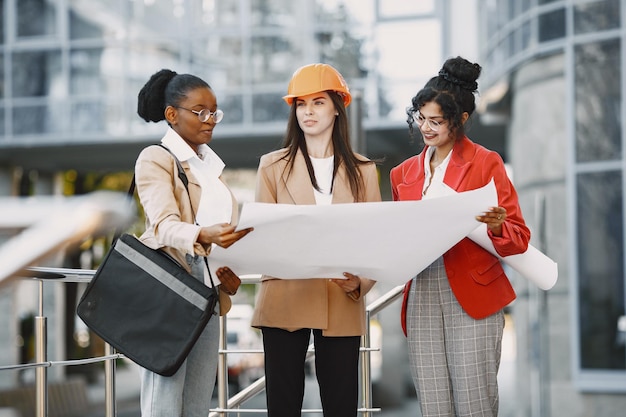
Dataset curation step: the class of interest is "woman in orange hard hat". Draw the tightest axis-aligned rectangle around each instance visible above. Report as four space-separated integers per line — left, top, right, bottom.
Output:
251 63 381 417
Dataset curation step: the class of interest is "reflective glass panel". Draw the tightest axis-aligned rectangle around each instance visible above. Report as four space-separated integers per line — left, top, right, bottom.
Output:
251 0 296 27
17 0 56 38
213 94 242 126
577 171 625 370
12 51 62 98
70 101 106 134
574 0 620 34
70 48 106 95
250 36 302 84
252 93 288 123
574 39 621 162
13 104 63 135
538 8 566 41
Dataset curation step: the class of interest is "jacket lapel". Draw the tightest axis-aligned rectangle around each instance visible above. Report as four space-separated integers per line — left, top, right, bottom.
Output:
284 151 316 205
443 136 474 191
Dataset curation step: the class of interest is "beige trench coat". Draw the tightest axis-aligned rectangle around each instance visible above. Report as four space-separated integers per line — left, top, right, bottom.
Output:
134 144 238 315
251 148 382 336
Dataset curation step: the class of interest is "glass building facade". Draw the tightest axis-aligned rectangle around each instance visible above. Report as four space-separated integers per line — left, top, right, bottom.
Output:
0 0 444 153
478 0 626 400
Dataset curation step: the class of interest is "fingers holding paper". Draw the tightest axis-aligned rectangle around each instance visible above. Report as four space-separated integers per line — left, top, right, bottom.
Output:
475 206 506 236
331 272 361 293
199 223 254 248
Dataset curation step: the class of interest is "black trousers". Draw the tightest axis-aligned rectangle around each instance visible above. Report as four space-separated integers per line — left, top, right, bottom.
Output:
261 327 361 417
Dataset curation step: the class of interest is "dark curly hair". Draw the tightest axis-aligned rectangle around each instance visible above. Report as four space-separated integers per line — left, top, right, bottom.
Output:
406 56 481 140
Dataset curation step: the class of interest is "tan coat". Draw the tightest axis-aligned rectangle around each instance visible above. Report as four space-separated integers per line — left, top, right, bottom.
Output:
251 148 382 336
134 144 238 314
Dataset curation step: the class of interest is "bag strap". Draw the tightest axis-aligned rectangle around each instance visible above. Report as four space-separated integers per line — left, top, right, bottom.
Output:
128 144 217 289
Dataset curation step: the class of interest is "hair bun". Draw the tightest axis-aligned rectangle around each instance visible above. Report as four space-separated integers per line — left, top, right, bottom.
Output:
438 56 481 92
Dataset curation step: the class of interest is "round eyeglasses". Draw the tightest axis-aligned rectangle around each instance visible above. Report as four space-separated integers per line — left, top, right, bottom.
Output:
412 111 445 132
176 107 224 124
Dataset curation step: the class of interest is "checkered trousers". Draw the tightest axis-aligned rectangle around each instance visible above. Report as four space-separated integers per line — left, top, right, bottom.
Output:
406 256 505 417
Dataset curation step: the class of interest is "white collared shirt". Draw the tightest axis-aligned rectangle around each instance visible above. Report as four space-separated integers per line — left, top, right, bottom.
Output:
422 146 455 200
161 127 232 286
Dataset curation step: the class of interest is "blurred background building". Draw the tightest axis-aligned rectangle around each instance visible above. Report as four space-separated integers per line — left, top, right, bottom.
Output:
0 0 625 416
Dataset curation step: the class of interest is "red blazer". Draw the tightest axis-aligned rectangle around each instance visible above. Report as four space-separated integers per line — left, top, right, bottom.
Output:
390 136 530 333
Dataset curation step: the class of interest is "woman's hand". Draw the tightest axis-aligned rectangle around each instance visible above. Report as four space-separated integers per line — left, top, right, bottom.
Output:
331 272 361 294
198 223 253 248
475 206 506 237
216 266 241 295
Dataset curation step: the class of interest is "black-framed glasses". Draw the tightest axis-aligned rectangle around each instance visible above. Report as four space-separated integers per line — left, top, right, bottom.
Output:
412 111 445 132
176 107 224 124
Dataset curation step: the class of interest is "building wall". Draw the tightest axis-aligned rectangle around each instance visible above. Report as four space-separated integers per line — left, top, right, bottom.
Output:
506 50 626 417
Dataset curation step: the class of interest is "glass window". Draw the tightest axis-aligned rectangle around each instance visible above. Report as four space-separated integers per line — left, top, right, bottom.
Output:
0 107 5 139
189 0 240 28
13 104 63 135
192 37 243 88
538 8 566 41
217 94 243 126
251 0 296 27
577 171 625 370
252 93 288 123
574 0 620 34
574 39 621 162
0 53 4 99
70 48 106 95
17 0 57 38
0 0 4 44
12 51 62 98
69 9 104 40
250 36 302 84
70 101 106 134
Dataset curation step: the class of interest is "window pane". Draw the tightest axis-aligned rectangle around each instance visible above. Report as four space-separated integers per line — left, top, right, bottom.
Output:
575 39 621 162
12 51 62 98
250 36 302 84
13 104 64 135
70 48 106 95
18 0 56 38
538 8 565 42
574 0 620 34
0 53 4 98
70 9 104 40
191 37 243 89
251 0 296 27
0 0 4 44
216 94 243 126
252 93 288 123
577 171 625 370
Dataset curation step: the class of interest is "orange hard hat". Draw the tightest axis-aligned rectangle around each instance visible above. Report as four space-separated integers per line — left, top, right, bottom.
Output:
283 63 352 107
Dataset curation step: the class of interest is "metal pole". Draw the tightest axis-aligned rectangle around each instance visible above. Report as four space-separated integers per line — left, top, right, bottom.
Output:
217 315 228 417
104 343 117 417
360 310 372 417
35 280 48 417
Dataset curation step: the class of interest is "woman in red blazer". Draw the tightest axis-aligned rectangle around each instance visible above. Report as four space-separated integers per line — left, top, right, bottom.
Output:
390 57 530 417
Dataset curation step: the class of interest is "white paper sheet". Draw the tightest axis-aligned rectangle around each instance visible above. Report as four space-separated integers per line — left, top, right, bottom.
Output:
209 181 497 286
209 180 558 289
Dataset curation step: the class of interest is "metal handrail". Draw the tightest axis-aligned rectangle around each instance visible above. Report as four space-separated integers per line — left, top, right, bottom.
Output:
1 268 405 417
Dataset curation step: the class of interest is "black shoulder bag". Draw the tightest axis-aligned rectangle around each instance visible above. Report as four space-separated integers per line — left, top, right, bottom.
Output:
77 145 218 376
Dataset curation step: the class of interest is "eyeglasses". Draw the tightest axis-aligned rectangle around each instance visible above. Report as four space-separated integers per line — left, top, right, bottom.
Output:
176 107 224 124
412 111 446 132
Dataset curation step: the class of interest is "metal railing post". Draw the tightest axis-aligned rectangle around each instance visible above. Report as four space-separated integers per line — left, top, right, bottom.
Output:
217 315 228 417
360 310 372 417
35 280 48 417
104 343 117 417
